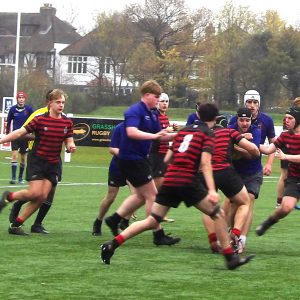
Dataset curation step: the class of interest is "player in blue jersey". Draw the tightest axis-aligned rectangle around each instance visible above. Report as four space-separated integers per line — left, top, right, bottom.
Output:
228 90 276 176
228 107 262 253
92 122 135 235
104 80 180 246
186 101 201 125
6 91 33 184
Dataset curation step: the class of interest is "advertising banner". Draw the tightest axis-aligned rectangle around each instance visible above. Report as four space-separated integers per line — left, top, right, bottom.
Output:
71 117 123 147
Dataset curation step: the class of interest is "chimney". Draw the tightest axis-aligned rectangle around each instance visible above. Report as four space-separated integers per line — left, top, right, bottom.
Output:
39 3 56 33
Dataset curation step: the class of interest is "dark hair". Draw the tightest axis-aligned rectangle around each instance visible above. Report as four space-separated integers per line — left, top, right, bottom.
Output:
286 106 300 128
197 103 219 122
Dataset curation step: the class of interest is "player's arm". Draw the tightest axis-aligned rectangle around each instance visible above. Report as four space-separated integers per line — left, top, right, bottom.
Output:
109 147 119 156
199 151 219 205
65 137 76 153
275 148 300 163
236 138 260 159
0 127 28 144
259 143 276 155
263 136 276 174
126 126 167 140
164 148 174 164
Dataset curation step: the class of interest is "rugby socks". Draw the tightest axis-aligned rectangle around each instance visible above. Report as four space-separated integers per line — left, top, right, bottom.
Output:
12 216 24 227
113 234 125 248
34 201 51 225
208 232 217 244
18 163 25 180
231 228 241 237
109 212 122 224
11 162 17 180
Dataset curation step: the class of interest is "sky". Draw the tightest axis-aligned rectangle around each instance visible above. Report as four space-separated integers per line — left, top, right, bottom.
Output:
1 0 300 33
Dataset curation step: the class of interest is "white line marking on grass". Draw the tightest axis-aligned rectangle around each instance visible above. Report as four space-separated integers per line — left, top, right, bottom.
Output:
0 181 107 188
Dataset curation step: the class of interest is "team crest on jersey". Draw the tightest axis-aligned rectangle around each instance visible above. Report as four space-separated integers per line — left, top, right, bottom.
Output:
44 127 48 131
257 122 262 130
64 127 68 134
145 116 150 120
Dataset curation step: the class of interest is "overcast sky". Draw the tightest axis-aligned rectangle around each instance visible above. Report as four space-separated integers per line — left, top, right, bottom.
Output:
2 0 300 33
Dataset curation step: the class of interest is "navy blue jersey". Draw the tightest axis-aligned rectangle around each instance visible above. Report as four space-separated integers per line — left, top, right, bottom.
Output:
186 112 200 126
118 101 161 160
229 112 275 144
6 104 33 133
228 123 262 175
108 122 124 175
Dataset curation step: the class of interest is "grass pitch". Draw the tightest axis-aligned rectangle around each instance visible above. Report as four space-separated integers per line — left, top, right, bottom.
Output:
0 148 299 299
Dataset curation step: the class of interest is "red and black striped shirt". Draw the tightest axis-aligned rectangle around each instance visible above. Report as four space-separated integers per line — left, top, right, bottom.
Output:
275 131 300 178
163 122 214 187
150 113 170 154
212 127 243 171
25 113 73 163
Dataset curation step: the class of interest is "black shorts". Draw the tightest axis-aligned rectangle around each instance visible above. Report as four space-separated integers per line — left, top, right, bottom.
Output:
108 169 127 187
238 170 263 199
156 174 208 208
118 159 153 188
214 168 244 198
11 140 28 154
148 152 167 178
284 177 300 199
26 155 60 186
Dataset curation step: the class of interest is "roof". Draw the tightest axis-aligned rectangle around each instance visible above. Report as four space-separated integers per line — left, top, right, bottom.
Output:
60 28 103 56
0 10 81 55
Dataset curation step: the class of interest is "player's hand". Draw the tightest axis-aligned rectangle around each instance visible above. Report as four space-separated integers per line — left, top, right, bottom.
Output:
242 133 253 140
208 191 219 205
263 163 272 176
275 148 286 160
66 145 76 153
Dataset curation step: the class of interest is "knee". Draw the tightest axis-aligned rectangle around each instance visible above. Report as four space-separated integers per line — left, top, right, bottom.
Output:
209 205 224 221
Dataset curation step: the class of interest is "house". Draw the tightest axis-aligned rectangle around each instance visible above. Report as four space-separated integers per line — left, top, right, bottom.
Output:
0 4 134 97
0 3 81 80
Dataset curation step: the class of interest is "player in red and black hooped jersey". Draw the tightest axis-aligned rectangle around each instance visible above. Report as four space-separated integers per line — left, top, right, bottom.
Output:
25 113 73 164
162 121 214 187
202 108 260 253
256 106 300 237
0 89 76 235
100 103 255 270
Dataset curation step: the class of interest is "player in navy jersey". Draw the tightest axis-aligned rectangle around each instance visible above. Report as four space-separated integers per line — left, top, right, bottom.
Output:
101 103 255 270
229 90 276 176
149 92 178 223
0 89 76 234
6 91 33 184
202 108 260 253
256 106 300 237
186 101 201 125
92 122 136 235
104 80 179 246
225 108 262 253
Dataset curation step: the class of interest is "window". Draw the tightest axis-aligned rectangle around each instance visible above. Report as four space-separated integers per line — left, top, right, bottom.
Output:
68 56 87 74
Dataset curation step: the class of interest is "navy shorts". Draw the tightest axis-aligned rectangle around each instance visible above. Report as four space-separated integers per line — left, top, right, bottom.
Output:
11 140 28 154
238 170 263 199
148 152 167 178
156 174 208 208
108 168 127 187
118 159 153 188
214 168 244 198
